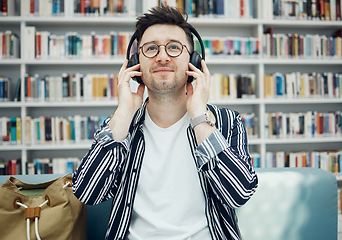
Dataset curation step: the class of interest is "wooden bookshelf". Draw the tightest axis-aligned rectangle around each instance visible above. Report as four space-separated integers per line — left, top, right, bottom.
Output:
0 0 341 176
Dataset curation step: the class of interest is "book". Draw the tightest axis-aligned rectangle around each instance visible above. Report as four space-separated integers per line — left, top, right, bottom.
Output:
0 77 10 101
21 26 36 60
64 0 74 17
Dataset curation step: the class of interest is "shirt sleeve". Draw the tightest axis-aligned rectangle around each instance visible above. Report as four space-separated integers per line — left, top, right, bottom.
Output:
72 118 130 205
195 111 258 209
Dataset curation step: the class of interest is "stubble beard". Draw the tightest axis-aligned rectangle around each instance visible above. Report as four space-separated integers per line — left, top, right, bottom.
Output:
148 74 187 103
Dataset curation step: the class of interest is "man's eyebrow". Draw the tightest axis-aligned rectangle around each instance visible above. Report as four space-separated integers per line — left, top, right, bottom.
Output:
142 39 181 45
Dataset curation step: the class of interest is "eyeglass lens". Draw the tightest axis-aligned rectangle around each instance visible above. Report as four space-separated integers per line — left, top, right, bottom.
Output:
142 41 183 58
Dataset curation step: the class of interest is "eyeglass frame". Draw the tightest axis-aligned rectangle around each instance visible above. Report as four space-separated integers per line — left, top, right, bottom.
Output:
138 40 191 59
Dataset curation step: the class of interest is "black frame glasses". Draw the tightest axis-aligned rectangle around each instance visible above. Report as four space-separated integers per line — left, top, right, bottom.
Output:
139 40 191 58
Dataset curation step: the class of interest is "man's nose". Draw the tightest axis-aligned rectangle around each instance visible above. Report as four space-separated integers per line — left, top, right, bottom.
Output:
156 46 170 62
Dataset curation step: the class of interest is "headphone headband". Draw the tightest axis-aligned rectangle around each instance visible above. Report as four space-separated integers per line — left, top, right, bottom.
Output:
188 25 205 60
126 31 139 60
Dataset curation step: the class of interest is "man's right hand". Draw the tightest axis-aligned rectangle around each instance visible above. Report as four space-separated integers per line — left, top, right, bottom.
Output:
109 60 145 142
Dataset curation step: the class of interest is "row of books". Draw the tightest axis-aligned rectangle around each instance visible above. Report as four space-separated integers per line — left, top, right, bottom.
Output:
0 157 80 175
209 73 256 100
0 158 22 175
20 72 256 102
0 111 257 146
171 0 255 18
6 0 342 21
264 71 342 99
3 150 342 175
0 31 19 59
19 0 136 17
26 157 80 175
263 28 342 58
9 71 342 102
17 25 342 60
265 111 342 139
0 113 255 146
0 77 10 101
272 0 342 21
17 0 255 18
22 27 133 60
18 71 342 102
262 0 342 21
0 115 107 145
22 72 120 102
195 37 260 57
251 150 342 174
22 27 261 60
1 111 258 146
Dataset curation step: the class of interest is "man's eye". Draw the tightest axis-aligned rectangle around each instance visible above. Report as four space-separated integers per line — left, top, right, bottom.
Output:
146 45 158 51
168 44 181 51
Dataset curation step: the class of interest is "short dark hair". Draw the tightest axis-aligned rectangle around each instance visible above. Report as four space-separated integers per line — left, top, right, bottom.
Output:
135 5 194 51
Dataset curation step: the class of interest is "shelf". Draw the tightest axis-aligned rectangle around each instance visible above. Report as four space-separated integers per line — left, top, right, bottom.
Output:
188 17 261 27
264 137 342 144
262 58 342 65
262 98 342 104
23 142 93 150
209 98 261 105
0 59 22 65
22 58 124 65
0 102 22 108
0 16 21 23
23 100 118 107
23 16 137 25
3 16 342 28
14 98 342 108
262 19 342 28
206 57 261 65
1 58 340 66
22 58 263 65
0 145 22 151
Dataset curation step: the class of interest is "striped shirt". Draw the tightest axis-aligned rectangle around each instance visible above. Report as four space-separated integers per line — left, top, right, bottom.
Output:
73 99 258 240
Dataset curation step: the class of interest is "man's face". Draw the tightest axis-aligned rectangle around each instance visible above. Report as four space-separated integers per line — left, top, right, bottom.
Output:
138 24 191 95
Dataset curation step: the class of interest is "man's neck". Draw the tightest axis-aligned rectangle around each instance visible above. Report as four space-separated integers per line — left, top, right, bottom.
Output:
146 94 187 129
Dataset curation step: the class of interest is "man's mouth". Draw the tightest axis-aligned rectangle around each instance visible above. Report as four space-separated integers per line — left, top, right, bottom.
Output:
153 67 174 73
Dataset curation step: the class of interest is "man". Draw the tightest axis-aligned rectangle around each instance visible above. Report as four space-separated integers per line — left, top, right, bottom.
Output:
73 5 258 240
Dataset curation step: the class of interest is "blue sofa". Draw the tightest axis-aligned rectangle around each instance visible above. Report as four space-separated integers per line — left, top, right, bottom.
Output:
0 167 337 240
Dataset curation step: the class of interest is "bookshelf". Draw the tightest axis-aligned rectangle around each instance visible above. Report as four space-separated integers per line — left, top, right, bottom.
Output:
0 0 341 176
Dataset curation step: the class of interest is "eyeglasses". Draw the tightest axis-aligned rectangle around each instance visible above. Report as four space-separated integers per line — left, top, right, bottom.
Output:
139 41 190 58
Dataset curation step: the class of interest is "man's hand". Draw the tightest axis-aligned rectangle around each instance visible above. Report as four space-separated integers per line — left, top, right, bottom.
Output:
186 60 211 119
117 59 145 115
109 60 145 142
186 60 216 144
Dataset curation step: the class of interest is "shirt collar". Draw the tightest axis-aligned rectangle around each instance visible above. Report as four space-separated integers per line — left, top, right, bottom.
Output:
131 97 149 129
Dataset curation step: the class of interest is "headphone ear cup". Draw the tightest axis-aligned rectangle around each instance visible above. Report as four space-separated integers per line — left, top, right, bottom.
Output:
188 51 203 83
127 53 143 84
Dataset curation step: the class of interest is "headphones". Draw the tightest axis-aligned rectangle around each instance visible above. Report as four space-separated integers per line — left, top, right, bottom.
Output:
126 25 205 84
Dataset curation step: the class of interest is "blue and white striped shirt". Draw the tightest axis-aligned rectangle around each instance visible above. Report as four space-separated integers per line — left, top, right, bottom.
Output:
73 99 258 240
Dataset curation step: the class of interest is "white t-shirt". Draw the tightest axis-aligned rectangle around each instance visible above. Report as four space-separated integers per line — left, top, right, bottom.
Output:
127 110 211 240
